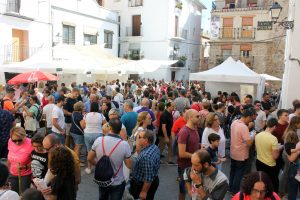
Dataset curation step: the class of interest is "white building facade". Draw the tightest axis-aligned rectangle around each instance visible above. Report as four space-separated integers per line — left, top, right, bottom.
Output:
104 0 206 81
0 0 119 84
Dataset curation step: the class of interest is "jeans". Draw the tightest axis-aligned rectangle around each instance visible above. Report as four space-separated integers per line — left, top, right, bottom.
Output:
129 176 159 200
178 167 186 194
288 163 300 200
229 159 247 194
98 181 125 200
52 132 65 144
84 133 101 151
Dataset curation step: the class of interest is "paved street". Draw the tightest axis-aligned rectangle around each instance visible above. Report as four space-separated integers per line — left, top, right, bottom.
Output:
77 158 233 200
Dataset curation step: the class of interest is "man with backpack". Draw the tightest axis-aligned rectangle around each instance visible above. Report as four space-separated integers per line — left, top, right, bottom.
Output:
88 118 132 200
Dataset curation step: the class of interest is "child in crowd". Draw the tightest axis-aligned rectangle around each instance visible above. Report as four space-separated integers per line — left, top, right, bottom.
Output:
31 134 48 179
206 133 225 169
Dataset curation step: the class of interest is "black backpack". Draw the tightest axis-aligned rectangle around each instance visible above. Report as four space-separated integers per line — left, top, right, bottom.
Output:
172 129 190 155
33 104 43 122
94 136 123 187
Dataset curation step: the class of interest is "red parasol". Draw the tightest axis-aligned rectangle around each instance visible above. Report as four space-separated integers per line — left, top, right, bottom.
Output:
8 71 59 84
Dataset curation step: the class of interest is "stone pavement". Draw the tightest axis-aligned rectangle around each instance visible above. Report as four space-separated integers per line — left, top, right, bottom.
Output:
77 160 233 200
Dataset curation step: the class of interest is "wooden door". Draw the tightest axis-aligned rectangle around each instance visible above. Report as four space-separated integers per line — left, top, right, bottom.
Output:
132 15 141 36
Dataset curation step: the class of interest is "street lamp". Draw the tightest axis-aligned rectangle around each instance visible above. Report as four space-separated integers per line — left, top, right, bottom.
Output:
269 2 294 30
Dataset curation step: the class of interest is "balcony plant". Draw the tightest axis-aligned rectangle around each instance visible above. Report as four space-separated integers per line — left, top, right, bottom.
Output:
175 2 183 10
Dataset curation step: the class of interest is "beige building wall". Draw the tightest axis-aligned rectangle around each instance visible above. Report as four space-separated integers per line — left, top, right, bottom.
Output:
209 0 287 86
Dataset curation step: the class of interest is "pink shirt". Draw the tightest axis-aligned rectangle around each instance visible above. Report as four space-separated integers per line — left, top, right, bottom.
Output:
8 138 33 176
230 120 250 161
232 192 281 200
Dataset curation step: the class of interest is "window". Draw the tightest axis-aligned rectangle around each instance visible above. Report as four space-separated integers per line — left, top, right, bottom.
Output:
240 44 252 57
222 49 232 60
104 30 113 49
241 17 254 39
63 25 75 44
240 50 250 57
84 34 97 45
221 44 232 60
222 18 234 38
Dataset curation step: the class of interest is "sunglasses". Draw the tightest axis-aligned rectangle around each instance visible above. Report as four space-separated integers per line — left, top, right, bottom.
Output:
12 139 23 143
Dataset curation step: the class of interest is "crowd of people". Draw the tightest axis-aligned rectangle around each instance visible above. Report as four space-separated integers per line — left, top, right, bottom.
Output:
0 79 298 200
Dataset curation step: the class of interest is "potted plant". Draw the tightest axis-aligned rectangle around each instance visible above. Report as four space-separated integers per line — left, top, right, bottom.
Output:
175 2 183 10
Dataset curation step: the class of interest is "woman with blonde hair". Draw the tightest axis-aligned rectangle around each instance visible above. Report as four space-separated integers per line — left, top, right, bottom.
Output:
283 116 300 200
130 111 152 153
201 112 226 168
7 127 33 194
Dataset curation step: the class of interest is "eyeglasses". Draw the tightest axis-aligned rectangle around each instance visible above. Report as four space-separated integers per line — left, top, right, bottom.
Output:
255 104 261 107
12 139 23 143
44 145 54 152
251 188 267 195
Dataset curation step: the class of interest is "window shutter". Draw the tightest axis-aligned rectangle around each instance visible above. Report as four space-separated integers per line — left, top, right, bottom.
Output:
240 44 252 51
223 18 233 27
221 44 232 50
242 17 253 26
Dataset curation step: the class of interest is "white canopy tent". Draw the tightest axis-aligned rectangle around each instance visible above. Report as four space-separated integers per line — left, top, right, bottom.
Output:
189 57 266 100
260 74 282 81
0 45 177 75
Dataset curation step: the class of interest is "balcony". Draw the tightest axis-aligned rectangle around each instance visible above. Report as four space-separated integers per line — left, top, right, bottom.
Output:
238 27 256 39
218 27 256 40
212 1 267 13
0 0 20 13
215 55 254 69
125 26 143 37
219 27 236 39
0 0 34 20
0 45 40 64
128 0 143 7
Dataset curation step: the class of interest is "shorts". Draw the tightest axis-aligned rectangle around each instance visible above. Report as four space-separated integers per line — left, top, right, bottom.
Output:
178 167 186 194
70 132 84 145
84 133 101 151
65 123 71 136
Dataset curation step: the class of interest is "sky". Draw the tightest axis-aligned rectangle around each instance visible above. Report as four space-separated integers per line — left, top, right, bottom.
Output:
201 0 212 33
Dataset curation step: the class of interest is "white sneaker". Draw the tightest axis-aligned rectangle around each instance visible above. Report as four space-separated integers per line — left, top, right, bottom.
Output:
85 168 92 174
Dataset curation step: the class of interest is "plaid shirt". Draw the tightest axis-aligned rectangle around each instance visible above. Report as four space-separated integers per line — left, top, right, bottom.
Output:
132 144 160 182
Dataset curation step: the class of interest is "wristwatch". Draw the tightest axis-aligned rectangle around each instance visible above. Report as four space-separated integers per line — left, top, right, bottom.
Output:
195 183 203 189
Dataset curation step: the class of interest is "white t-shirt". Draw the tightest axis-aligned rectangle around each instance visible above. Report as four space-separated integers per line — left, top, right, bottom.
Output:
255 110 267 131
0 189 19 200
83 112 105 134
92 135 131 185
43 103 55 128
51 105 65 133
201 127 226 158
